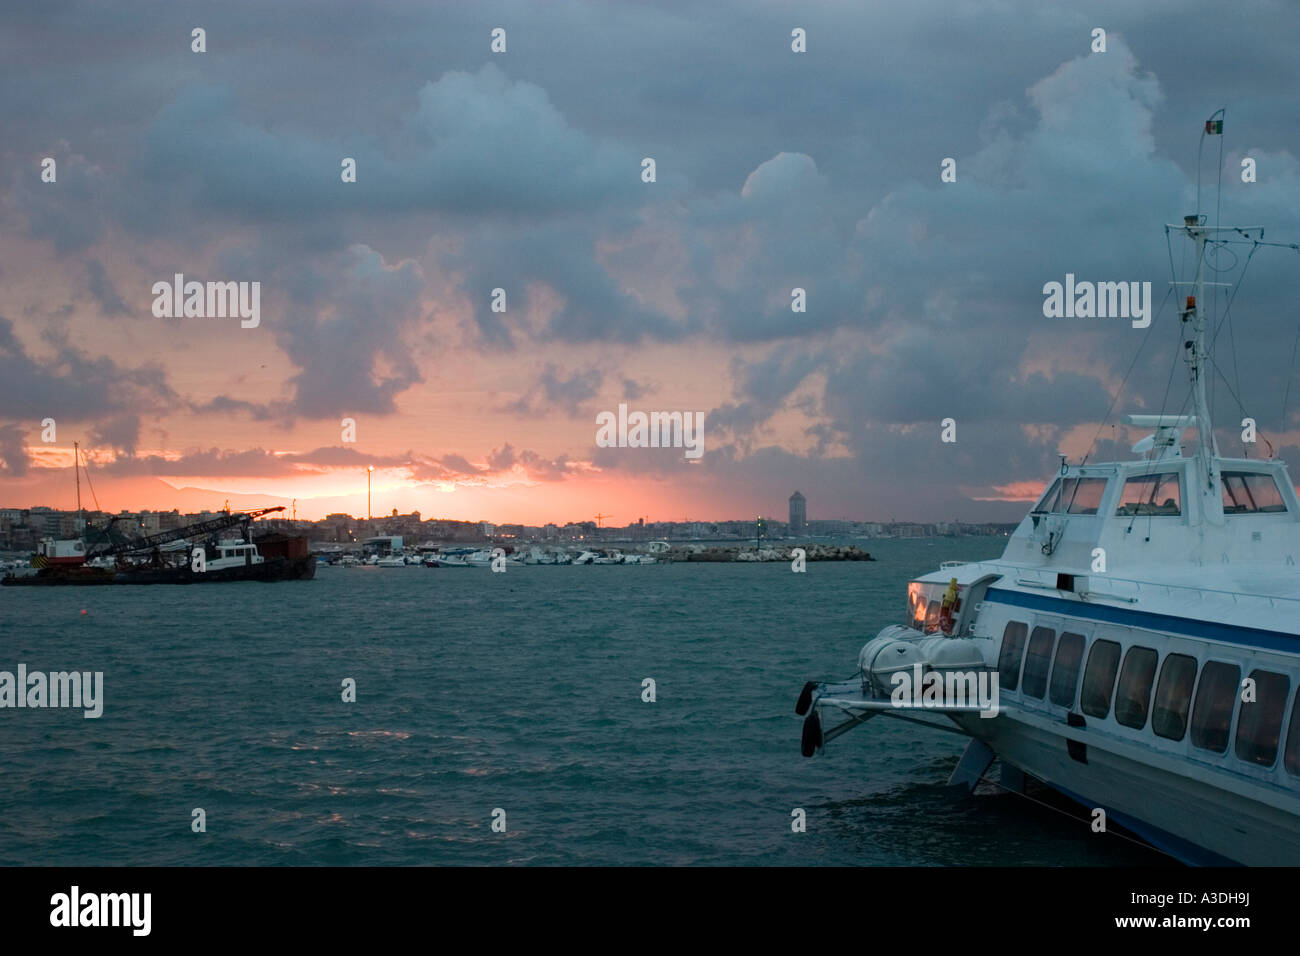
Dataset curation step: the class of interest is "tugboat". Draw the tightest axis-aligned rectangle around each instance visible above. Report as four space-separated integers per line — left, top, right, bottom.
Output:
796 116 1300 865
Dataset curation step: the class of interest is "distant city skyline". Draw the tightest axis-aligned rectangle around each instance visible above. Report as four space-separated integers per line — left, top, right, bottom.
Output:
0 494 1017 530
0 497 1013 555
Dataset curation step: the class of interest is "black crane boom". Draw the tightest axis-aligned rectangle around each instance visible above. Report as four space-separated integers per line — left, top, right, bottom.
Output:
85 507 286 558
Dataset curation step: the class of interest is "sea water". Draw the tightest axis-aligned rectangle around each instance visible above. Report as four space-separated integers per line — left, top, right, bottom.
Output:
0 537 1166 865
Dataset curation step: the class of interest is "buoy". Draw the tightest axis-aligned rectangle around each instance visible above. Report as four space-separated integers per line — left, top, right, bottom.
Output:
80 609 87 615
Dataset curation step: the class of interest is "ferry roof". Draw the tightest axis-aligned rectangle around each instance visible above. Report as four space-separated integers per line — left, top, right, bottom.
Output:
985 450 1300 584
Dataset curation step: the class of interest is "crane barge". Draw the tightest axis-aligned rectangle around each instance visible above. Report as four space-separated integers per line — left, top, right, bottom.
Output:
3 506 315 586
81 506 285 561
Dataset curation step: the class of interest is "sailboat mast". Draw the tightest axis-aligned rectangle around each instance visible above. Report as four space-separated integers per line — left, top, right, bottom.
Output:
74 440 82 525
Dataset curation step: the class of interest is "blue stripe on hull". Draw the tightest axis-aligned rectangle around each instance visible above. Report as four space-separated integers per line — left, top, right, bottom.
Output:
986 587 1300 653
1049 782 1241 866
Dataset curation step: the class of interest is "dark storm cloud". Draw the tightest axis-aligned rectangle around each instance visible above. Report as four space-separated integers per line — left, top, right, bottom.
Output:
190 242 428 421
0 424 29 476
706 346 834 444
287 447 409 469
621 377 654 400
86 443 567 485
89 414 140 455
589 442 706 473
436 454 482 477
503 363 604 417
486 443 574 481
0 316 177 421
84 258 128 316
402 446 574 484
453 220 686 347
136 65 641 221
277 245 426 419
9 151 109 254
685 36 1300 480
189 396 278 422
95 444 414 477
97 447 297 478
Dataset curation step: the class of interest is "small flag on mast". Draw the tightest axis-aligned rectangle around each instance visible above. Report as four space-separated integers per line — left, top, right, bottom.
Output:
1205 118 1223 134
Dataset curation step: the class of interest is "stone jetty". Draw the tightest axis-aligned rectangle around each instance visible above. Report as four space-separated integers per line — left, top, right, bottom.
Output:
664 544 872 563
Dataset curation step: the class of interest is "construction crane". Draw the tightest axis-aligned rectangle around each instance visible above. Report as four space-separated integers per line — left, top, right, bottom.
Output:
85 507 285 559
594 513 614 528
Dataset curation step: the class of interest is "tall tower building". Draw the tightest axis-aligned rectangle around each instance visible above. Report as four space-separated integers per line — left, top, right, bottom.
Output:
789 491 807 536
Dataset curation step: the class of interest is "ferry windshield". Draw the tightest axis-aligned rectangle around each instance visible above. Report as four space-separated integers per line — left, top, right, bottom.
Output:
1116 472 1181 516
1035 477 1108 515
1222 472 1287 514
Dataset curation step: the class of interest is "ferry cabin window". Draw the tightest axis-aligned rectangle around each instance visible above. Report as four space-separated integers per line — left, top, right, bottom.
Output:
1049 632 1086 707
1080 639 1121 718
1151 654 1197 741
1115 472 1181 517
1035 477 1108 515
1190 662 1242 753
997 622 1028 692
907 584 925 628
1022 627 1056 699
1285 688 1300 778
1114 646 1158 729
1034 480 1061 513
1221 472 1287 514
1235 670 1290 767
924 600 941 634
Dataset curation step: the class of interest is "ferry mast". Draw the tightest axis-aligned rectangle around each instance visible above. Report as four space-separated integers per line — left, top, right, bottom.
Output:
1174 114 1261 526
1175 218 1263 526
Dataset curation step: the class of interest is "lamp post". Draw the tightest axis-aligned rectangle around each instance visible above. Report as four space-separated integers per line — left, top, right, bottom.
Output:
367 466 374 521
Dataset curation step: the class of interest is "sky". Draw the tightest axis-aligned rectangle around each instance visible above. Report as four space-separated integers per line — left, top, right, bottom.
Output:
4 0 1300 524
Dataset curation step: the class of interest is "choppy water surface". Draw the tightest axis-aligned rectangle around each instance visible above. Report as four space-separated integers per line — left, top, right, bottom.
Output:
0 537 1167 865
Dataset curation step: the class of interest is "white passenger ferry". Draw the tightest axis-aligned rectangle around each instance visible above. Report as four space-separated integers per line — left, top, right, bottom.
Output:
797 124 1300 866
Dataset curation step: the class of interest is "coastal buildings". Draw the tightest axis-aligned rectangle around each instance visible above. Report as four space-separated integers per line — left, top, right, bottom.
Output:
0 503 1017 555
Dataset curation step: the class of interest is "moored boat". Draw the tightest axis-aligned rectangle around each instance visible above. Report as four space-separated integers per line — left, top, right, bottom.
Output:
2 508 314 585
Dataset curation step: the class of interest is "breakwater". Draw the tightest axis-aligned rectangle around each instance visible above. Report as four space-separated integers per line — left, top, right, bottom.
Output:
668 544 872 562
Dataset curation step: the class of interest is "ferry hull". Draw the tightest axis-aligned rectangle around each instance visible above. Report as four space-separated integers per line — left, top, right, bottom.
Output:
799 571 1300 867
961 712 1300 865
